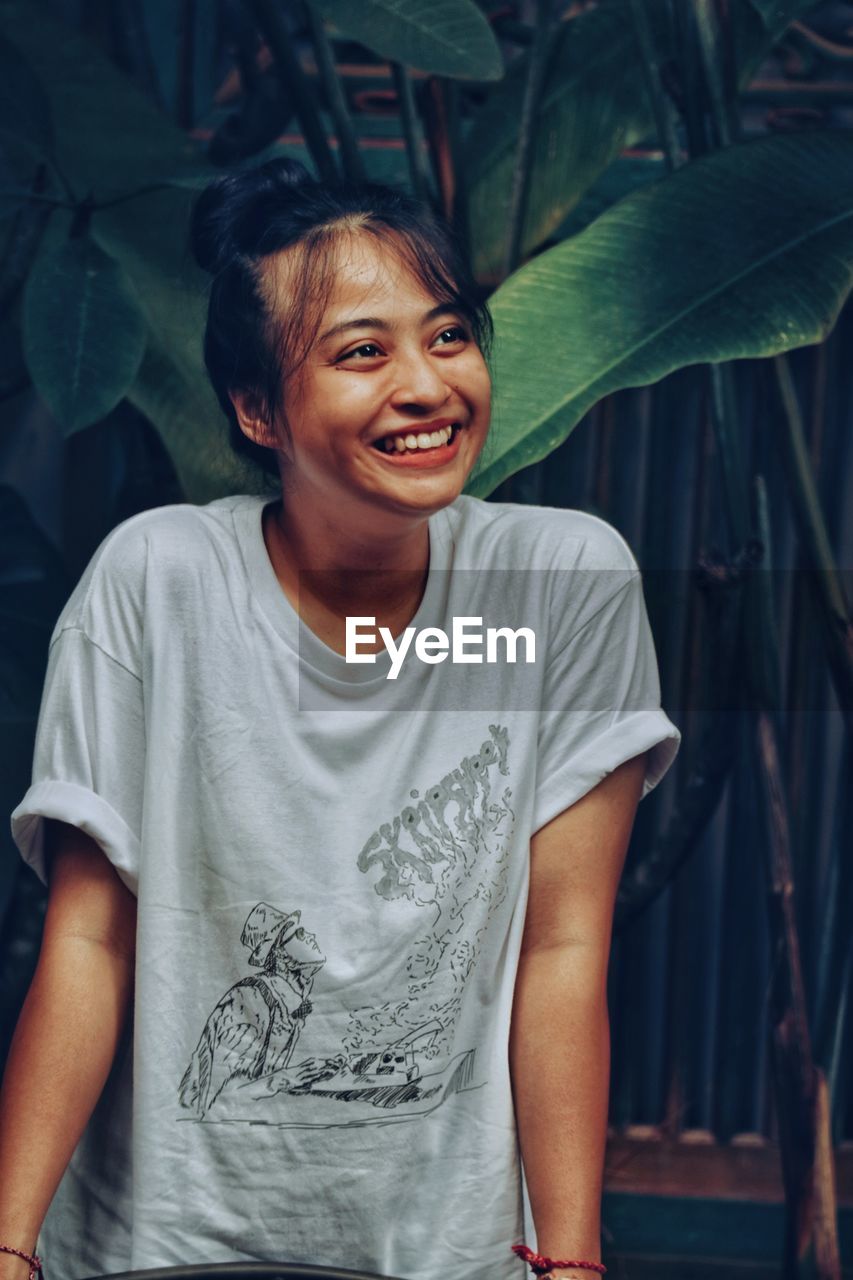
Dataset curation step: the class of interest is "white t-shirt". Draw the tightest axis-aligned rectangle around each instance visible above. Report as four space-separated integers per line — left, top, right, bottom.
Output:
11 492 681 1280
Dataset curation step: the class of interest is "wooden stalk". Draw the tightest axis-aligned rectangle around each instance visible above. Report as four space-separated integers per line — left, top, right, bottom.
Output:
390 63 433 205
627 0 683 171
422 77 469 258
704 366 841 1277
247 0 338 183
757 712 841 1279
772 356 853 740
304 6 365 183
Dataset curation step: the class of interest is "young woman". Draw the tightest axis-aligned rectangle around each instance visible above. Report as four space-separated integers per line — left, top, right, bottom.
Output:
1 160 680 1280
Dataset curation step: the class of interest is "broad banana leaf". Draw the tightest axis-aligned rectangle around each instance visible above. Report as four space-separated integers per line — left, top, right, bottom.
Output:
465 131 853 498
465 0 820 280
307 0 503 81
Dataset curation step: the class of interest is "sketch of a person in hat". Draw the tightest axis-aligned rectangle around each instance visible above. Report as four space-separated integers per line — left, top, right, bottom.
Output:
179 902 337 1117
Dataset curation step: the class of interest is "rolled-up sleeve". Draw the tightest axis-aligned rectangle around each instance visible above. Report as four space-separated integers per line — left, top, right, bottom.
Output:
10 626 145 894
533 561 681 836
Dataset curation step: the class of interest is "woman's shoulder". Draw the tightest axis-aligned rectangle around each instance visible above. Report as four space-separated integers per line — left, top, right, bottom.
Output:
51 494 263 647
89 493 257 558
444 493 640 574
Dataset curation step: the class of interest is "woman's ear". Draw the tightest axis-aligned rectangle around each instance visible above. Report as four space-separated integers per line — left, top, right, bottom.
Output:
230 389 278 449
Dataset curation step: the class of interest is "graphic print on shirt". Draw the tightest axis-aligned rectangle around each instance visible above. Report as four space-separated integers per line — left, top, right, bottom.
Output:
348 723 513 1063
178 901 328 1117
178 724 514 1126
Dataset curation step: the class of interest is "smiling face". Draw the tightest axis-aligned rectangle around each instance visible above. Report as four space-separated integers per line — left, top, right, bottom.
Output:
238 230 492 531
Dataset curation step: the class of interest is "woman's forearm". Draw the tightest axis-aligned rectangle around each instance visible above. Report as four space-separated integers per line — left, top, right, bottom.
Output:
509 942 610 1280
0 932 135 1279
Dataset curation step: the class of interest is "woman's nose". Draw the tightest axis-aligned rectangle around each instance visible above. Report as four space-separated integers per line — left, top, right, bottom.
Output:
390 347 452 407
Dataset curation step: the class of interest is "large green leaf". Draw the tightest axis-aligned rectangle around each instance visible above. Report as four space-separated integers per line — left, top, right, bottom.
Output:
308 0 503 81
465 0 821 280
23 232 147 433
465 131 853 499
466 4 647 281
0 3 249 500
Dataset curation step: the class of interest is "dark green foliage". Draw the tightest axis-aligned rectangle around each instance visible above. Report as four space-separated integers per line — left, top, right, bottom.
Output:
23 231 148 433
467 130 853 498
306 0 504 81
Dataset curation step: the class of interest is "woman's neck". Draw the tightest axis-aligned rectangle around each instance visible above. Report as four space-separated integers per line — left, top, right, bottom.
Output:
277 493 427 564
262 499 432 653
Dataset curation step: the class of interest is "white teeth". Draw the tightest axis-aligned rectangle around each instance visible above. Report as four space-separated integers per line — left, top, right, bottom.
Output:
379 424 457 454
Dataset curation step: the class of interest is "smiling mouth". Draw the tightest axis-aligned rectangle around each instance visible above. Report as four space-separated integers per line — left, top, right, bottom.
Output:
371 424 462 455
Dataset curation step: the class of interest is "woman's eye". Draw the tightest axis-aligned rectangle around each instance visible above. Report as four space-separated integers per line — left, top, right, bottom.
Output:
436 326 468 345
337 343 382 362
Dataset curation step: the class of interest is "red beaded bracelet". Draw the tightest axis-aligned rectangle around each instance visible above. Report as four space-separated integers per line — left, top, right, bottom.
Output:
512 1243 606 1275
0 1245 44 1280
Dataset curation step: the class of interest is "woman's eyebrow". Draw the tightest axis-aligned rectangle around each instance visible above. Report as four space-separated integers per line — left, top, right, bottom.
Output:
320 315 389 342
319 303 460 343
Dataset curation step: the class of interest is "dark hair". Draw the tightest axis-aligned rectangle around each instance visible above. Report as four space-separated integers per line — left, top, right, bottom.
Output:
190 157 494 481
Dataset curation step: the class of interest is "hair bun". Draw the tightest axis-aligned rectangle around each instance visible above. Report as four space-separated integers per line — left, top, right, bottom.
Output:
190 157 315 274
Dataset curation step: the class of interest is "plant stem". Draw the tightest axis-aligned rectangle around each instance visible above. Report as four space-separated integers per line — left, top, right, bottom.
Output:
627 0 682 171
751 473 783 716
391 63 433 204
673 0 711 156
692 0 741 147
304 6 365 183
772 355 853 738
247 0 338 183
708 362 750 548
501 0 551 278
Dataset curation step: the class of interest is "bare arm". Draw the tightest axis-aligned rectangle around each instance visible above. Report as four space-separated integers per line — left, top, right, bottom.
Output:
0 821 137 1279
509 754 646 1280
